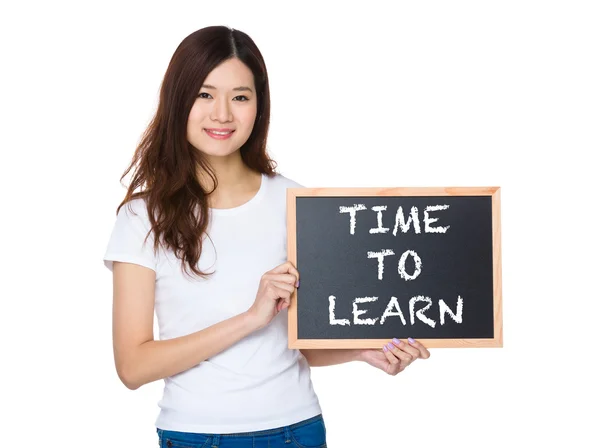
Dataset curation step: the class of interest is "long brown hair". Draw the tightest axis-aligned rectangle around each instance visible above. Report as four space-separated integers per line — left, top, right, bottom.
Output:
116 26 277 280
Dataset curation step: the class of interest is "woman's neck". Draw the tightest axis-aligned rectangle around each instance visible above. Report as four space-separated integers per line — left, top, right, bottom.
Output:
196 156 261 209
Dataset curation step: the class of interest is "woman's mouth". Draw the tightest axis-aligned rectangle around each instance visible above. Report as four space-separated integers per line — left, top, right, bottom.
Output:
204 128 235 140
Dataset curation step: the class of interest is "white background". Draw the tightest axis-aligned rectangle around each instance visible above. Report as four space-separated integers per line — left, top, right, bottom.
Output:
2 1 599 446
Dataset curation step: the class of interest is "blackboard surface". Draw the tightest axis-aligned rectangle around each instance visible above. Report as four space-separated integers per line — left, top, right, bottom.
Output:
287 187 502 349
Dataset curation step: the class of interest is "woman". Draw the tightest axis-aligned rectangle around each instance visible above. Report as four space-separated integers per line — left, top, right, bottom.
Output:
103 25 430 448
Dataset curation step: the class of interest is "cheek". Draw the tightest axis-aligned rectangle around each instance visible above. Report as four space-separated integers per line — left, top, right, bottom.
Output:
188 104 206 123
187 105 207 140
239 107 258 130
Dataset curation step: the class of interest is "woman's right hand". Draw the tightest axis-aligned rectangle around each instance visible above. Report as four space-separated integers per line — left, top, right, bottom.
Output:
247 261 300 330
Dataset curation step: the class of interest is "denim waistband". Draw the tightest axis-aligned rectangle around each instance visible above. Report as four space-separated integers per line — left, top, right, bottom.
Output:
157 413 322 439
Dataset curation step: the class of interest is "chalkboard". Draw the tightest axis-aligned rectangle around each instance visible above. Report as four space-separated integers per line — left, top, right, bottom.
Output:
286 187 502 349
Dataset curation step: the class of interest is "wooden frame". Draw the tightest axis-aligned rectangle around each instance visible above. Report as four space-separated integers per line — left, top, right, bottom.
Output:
286 187 503 349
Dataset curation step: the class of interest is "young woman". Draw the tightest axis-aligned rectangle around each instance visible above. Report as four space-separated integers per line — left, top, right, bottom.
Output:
103 25 430 448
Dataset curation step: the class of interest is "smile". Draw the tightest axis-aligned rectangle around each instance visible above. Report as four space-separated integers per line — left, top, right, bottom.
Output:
204 129 235 140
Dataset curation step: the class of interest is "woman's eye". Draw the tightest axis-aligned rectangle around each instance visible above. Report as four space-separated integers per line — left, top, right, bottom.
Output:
197 93 249 101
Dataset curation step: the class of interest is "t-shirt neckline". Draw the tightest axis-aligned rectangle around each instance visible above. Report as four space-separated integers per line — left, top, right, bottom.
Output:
209 173 268 217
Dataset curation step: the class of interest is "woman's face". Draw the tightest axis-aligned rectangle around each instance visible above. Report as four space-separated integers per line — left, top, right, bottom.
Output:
187 58 258 159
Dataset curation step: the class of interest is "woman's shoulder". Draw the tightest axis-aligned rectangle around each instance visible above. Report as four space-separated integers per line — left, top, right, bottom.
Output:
117 196 147 216
267 172 305 190
115 196 153 229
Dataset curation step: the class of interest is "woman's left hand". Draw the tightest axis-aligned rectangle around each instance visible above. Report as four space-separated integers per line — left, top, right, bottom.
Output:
359 338 430 375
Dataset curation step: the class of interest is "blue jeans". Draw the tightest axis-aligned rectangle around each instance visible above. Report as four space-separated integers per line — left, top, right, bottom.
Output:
157 414 327 448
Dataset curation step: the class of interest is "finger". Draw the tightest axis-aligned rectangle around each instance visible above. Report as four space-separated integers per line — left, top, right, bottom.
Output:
277 299 289 312
382 343 401 366
266 273 298 287
271 280 295 295
271 283 294 312
407 338 431 359
391 338 421 360
364 350 390 372
269 261 300 286
280 301 288 311
385 341 414 365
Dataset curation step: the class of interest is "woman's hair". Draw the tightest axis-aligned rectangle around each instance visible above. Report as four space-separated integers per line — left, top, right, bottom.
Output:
116 26 277 279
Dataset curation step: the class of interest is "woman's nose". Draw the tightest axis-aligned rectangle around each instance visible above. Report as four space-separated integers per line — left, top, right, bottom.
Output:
211 98 232 122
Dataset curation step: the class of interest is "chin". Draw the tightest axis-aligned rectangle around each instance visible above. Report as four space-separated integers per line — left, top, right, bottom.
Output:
200 146 241 158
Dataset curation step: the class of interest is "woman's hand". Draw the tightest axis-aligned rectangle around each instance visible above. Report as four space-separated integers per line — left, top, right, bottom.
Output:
247 261 299 330
359 338 430 375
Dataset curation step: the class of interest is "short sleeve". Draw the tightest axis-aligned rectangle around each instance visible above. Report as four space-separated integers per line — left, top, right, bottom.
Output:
103 199 158 273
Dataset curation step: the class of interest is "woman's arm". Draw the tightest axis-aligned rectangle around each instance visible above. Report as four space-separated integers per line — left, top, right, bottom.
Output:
112 261 261 390
300 349 364 367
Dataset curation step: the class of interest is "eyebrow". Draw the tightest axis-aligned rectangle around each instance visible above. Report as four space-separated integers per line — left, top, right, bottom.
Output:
201 84 253 93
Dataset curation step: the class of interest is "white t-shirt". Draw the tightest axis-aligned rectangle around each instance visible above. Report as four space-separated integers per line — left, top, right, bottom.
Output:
103 172 322 433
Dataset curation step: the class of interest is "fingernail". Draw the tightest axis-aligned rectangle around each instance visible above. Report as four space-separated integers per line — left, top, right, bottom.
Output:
393 338 402 345
383 345 388 352
386 342 394 349
408 337 415 344
296 280 300 288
